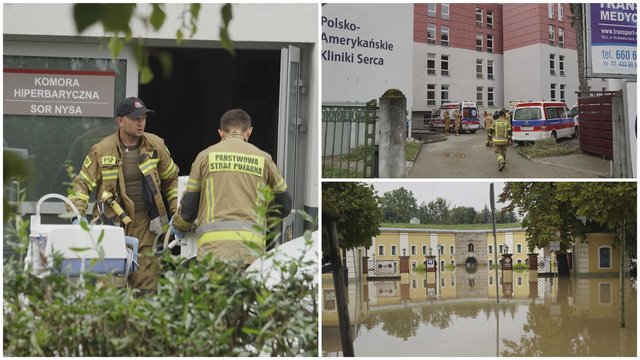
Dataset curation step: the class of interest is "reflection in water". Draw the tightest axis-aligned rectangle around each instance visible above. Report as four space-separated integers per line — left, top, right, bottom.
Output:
322 268 637 357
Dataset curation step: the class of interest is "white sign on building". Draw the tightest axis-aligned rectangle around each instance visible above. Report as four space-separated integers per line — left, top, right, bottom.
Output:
321 3 413 108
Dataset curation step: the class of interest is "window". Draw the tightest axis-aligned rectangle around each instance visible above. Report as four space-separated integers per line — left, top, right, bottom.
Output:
488 87 494 106
378 245 384 256
476 33 483 51
412 262 417 271
550 83 557 101
391 245 397 256
411 245 416 255
560 84 566 102
440 260 445 271
442 3 449 20
559 55 565 76
487 34 494 53
441 55 449 76
550 54 556 75
487 60 494 80
450 245 454 254
558 28 564 47
599 282 612 304
549 25 555 46
422 245 427 255
427 23 436 45
441 25 449 46
428 3 436 17
558 3 564 21
489 276 493 285
476 8 483 26
517 276 522 286
517 259 522 264
516 244 522 253
598 246 612 268
476 59 483 78
468 243 475 252
498 245 503 254
427 53 436 75
488 245 493 254
427 84 436 106
438 246 444 255
489 259 493 268
450 260 455 267
487 10 494 29
441 277 446 287
476 86 483 106
441 84 449 104
548 3 554 19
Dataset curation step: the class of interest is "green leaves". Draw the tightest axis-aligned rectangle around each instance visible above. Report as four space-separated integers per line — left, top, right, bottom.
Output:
219 3 235 56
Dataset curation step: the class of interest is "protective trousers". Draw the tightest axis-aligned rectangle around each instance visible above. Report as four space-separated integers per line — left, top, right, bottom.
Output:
197 239 261 267
494 144 507 166
127 211 159 290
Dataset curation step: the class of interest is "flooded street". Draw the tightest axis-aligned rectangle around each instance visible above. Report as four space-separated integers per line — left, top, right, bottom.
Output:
322 268 637 356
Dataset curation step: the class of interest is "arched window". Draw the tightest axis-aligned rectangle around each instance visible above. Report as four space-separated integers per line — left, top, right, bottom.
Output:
411 245 417 255
440 260 445 271
391 245 397 256
411 261 417 271
598 246 612 269
378 245 384 256
468 243 475 252
422 245 427 255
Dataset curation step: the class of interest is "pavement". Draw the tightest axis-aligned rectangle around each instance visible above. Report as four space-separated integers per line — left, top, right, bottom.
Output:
406 129 613 178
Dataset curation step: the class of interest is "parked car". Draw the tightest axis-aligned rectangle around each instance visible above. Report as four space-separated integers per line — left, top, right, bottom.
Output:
511 101 578 144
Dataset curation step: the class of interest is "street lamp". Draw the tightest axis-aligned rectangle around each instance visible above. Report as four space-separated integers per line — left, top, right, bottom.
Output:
429 247 433 256
503 244 509 254
402 247 406 256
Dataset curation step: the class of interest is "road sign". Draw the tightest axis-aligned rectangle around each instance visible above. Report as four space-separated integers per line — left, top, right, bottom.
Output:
549 241 560 251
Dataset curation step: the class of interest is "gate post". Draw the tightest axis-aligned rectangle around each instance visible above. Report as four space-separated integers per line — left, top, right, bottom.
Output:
379 89 406 177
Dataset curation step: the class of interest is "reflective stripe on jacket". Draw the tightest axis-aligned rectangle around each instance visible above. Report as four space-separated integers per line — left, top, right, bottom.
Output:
173 134 287 248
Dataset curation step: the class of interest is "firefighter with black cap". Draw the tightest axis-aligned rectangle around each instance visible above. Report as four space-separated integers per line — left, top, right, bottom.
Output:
67 97 179 291
489 109 512 171
170 108 292 267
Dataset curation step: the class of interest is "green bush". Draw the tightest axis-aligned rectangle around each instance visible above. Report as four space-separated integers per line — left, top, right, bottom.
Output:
3 183 318 356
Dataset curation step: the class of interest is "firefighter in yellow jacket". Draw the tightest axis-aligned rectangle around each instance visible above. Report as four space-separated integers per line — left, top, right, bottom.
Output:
453 109 462 136
443 110 451 136
490 109 512 171
67 97 179 290
170 108 292 266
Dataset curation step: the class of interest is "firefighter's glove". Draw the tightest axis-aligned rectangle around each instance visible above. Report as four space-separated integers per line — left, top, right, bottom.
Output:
169 218 185 239
71 216 88 226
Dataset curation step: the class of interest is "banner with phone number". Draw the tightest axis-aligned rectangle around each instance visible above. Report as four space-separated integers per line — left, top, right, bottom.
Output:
589 3 637 76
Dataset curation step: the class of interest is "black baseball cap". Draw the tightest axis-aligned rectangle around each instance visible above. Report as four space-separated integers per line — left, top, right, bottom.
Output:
116 97 156 118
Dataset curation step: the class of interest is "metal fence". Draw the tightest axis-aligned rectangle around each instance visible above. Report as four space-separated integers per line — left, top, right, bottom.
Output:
322 100 378 178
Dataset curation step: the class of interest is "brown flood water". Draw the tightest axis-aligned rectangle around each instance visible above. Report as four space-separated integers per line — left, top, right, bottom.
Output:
322 268 637 357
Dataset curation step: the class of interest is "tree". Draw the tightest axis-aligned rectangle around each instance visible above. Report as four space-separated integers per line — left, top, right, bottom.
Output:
72 3 234 84
569 4 590 96
420 197 450 224
449 206 476 224
474 204 491 224
380 187 418 223
500 182 636 258
322 182 383 251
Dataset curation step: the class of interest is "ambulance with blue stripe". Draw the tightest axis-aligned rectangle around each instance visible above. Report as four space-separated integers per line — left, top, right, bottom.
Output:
428 101 480 133
512 101 578 145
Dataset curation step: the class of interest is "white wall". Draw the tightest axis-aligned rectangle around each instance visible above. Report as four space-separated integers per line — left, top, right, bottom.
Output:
504 43 582 106
322 3 414 110
413 44 504 113
3 3 317 44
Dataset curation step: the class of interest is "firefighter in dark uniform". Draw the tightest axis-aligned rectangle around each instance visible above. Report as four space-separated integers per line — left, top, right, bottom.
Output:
170 108 292 266
67 97 180 290
490 109 512 171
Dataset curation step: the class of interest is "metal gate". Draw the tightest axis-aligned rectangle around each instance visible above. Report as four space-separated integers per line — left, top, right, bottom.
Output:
322 100 378 178
578 93 615 159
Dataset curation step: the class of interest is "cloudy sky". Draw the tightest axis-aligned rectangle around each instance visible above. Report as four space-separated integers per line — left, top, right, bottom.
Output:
362 181 509 210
